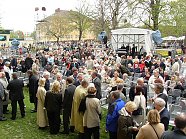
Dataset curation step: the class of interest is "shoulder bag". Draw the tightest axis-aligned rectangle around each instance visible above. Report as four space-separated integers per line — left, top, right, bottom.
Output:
150 124 159 139
132 95 143 115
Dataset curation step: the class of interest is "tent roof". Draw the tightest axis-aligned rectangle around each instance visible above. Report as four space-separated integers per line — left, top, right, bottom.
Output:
177 36 185 40
111 28 154 35
162 36 177 41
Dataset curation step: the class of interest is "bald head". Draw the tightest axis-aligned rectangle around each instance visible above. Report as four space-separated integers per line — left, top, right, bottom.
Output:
175 113 186 130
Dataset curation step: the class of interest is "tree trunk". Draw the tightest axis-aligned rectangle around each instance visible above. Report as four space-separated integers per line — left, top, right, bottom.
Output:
56 37 59 46
79 30 83 41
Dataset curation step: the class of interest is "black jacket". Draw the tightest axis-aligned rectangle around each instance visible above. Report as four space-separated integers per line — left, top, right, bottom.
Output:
63 84 76 112
44 91 62 112
28 75 38 103
129 85 147 102
25 57 33 70
160 108 170 131
7 79 24 101
93 77 102 99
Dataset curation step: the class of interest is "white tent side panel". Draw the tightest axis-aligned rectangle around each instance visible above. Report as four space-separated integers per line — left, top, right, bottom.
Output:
111 28 154 55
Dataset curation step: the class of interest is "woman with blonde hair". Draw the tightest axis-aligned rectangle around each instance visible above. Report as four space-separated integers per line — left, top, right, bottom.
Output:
117 101 138 139
36 78 48 129
44 81 62 134
136 109 164 139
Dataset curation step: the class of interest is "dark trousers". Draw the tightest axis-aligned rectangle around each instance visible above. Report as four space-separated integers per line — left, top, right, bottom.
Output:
3 105 8 113
84 126 100 139
0 99 3 118
34 98 38 111
109 131 117 139
11 99 25 119
47 110 61 134
63 109 71 133
78 132 85 139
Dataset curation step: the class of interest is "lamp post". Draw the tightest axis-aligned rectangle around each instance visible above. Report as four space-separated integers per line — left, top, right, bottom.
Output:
34 6 46 49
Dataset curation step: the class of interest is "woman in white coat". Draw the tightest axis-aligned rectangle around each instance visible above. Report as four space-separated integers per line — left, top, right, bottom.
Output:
132 85 146 125
36 78 48 129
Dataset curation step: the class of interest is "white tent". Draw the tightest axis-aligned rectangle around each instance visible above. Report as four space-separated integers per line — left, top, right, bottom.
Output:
162 36 177 41
111 28 154 55
177 36 185 41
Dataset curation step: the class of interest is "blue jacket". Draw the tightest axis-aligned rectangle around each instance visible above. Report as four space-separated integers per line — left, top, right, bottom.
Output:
106 98 125 132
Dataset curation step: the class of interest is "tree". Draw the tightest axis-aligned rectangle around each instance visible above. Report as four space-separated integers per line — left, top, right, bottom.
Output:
38 11 72 44
130 0 170 30
104 0 130 30
164 0 186 36
69 1 92 41
92 0 111 36
30 31 36 40
10 30 24 39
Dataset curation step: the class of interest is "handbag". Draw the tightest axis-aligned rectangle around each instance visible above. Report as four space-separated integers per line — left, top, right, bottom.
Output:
150 124 160 139
132 95 143 115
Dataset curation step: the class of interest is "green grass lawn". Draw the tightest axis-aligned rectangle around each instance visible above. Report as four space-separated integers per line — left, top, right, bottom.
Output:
0 88 108 139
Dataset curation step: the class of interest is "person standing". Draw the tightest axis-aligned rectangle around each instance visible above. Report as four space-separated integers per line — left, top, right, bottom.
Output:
106 91 125 139
132 85 146 125
36 78 48 129
84 85 101 139
25 54 33 71
27 70 39 113
44 81 62 134
70 80 89 139
0 72 9 114
0 81 6 121
161 113 186 139
136 109 165 139
92 71 102 99
43 71 50 91
62 77 76 134
117 101 137 139
7 73 25 120
154 98 170 131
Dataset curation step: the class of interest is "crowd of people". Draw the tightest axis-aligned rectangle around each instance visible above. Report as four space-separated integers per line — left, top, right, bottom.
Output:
0 42 185 139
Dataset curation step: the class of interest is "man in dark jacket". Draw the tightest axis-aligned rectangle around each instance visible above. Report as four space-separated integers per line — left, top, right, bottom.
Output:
25 54 33 71
43 71 50 91
129 78 147 103
154 83 168 108
7 73 25 120
27 70 39 113
62 77 76 134
92 71 102 99
161 113 186 139
154 98 170 131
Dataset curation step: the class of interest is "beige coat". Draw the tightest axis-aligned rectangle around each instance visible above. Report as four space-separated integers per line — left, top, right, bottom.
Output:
136 123 164 139
36 86 48 127
0 78 9 105
83 97 101 128
70 85 87 133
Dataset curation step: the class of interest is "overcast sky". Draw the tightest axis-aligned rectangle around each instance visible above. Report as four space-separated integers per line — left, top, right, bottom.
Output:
0 0 91 32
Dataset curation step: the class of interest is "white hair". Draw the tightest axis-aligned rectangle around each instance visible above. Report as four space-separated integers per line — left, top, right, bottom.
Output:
43 71 50 77
154 97 166 107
